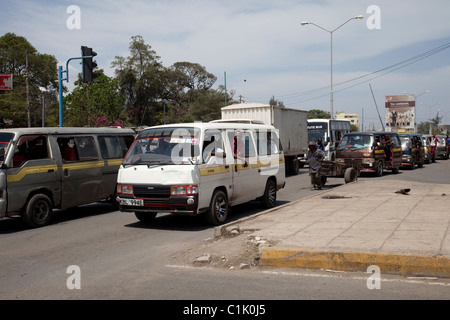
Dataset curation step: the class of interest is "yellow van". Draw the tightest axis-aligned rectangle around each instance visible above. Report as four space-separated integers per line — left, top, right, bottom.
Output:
116 122 286 225
0 127 135 227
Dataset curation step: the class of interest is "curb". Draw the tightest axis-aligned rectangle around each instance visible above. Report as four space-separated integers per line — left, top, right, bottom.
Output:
260 247 450 277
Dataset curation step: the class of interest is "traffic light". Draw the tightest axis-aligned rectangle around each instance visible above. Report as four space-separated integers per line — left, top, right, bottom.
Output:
81 46 98 83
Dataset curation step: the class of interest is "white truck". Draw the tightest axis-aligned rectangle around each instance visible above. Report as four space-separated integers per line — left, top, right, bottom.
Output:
218 103 308 175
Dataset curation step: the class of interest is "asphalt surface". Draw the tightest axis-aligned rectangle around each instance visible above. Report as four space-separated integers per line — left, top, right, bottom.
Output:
214 161 450 277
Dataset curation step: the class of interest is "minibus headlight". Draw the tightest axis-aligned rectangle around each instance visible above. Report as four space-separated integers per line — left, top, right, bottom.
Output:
117 185 133 195
170 186 198 196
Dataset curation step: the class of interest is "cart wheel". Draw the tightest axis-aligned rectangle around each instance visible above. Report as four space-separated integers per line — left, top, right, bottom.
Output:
344 167 357 183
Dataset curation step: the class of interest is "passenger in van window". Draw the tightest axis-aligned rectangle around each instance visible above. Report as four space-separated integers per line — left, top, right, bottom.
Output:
62 140 76 162
233 131 248 167
13 144 26 167
153 139 171 156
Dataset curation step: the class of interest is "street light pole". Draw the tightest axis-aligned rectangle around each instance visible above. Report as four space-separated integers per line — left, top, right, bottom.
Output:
421 102 441 135
301 15 363 119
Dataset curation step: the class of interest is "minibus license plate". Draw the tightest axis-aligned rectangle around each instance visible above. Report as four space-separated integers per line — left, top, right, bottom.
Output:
120 198 144 206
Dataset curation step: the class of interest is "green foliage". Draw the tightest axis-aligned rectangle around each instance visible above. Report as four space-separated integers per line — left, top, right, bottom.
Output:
64 71 126 127
269 95 285 108
307 109 331 119
0 32 59 127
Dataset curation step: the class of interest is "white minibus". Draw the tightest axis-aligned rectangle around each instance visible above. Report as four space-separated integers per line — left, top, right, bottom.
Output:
116 122 286 225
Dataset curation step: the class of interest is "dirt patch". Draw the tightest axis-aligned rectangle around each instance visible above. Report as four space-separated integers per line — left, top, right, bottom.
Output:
170 228 275 270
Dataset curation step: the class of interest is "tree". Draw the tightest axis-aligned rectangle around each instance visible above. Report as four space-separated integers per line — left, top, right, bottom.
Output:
307 109 330 119
0 33 59 127
64 70 127 127
111 35 164 127
163 62 217 120
269 96 285 108
189 85 236 122
417 112 443 134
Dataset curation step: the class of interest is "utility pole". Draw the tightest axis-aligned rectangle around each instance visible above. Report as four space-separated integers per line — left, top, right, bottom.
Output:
25 51 31 127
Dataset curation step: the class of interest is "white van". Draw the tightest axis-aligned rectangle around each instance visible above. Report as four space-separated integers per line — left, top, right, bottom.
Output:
0 127 135 227
116 122 286 225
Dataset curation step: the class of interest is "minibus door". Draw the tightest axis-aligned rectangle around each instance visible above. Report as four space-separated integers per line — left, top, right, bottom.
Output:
229 131 259 204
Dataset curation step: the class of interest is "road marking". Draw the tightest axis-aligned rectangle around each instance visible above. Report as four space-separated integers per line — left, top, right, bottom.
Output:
165 264 450 287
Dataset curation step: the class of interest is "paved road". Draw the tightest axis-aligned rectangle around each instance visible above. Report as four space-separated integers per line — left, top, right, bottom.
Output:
0 159 448 300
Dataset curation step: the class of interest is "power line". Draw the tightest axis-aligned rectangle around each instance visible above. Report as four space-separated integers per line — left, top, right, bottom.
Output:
245 41 450 105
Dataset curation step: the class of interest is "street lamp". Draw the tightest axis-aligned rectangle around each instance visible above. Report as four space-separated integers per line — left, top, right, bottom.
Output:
421 102 441 134
301 15 364 119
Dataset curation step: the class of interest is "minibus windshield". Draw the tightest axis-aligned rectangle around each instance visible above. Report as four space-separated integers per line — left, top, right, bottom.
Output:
123 127 201 165
338 134 373 150
0 133 14 163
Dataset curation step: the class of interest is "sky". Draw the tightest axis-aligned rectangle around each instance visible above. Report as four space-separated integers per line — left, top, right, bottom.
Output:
2 0 450 130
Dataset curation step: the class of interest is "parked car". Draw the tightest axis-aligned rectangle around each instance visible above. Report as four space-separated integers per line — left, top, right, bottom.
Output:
398 133 425 169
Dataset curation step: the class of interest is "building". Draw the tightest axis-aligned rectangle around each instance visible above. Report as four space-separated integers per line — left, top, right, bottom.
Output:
335 112 360 130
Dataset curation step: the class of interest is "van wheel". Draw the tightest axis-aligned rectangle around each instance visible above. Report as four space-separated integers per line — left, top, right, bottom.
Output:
135 212 157 224
375 161 383 177
344 167 357 183
206 190 228 225
261 179 277 209
22 194 53 228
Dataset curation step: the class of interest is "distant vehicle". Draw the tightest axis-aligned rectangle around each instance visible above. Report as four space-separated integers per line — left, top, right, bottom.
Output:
436 135 449 160
398 133 425 169
422 136 432 164
0 127 135 227
218 103 308 175
336 132 402 176
307 119 351 161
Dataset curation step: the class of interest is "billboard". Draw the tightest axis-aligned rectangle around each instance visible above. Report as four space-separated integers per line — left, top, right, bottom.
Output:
0 74 13 90
385 95 415 131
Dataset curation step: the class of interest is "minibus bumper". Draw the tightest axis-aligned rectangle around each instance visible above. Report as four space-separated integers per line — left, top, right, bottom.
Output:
117 195 199 215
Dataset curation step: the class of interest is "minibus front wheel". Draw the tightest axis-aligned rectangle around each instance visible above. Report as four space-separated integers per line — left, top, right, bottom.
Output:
206 190 228 226
22 194 53 228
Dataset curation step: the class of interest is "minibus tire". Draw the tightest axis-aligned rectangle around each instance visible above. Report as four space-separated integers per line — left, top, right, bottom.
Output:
375 161 383 177
135 212 157 224
344 167 357 183
260 179 277 209
22 194 53 228
206 190 228 226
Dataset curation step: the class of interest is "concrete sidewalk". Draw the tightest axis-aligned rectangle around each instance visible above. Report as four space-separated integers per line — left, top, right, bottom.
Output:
215 179 450 277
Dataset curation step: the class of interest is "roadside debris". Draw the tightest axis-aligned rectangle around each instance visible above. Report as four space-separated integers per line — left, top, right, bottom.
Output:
395 188 411 195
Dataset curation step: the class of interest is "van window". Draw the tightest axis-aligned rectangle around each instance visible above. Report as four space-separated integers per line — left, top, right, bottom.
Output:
256 130 279 156
231 130 256 159
202 130 224 163
98 135 134 159
13 135 49 167
58 136 98 162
